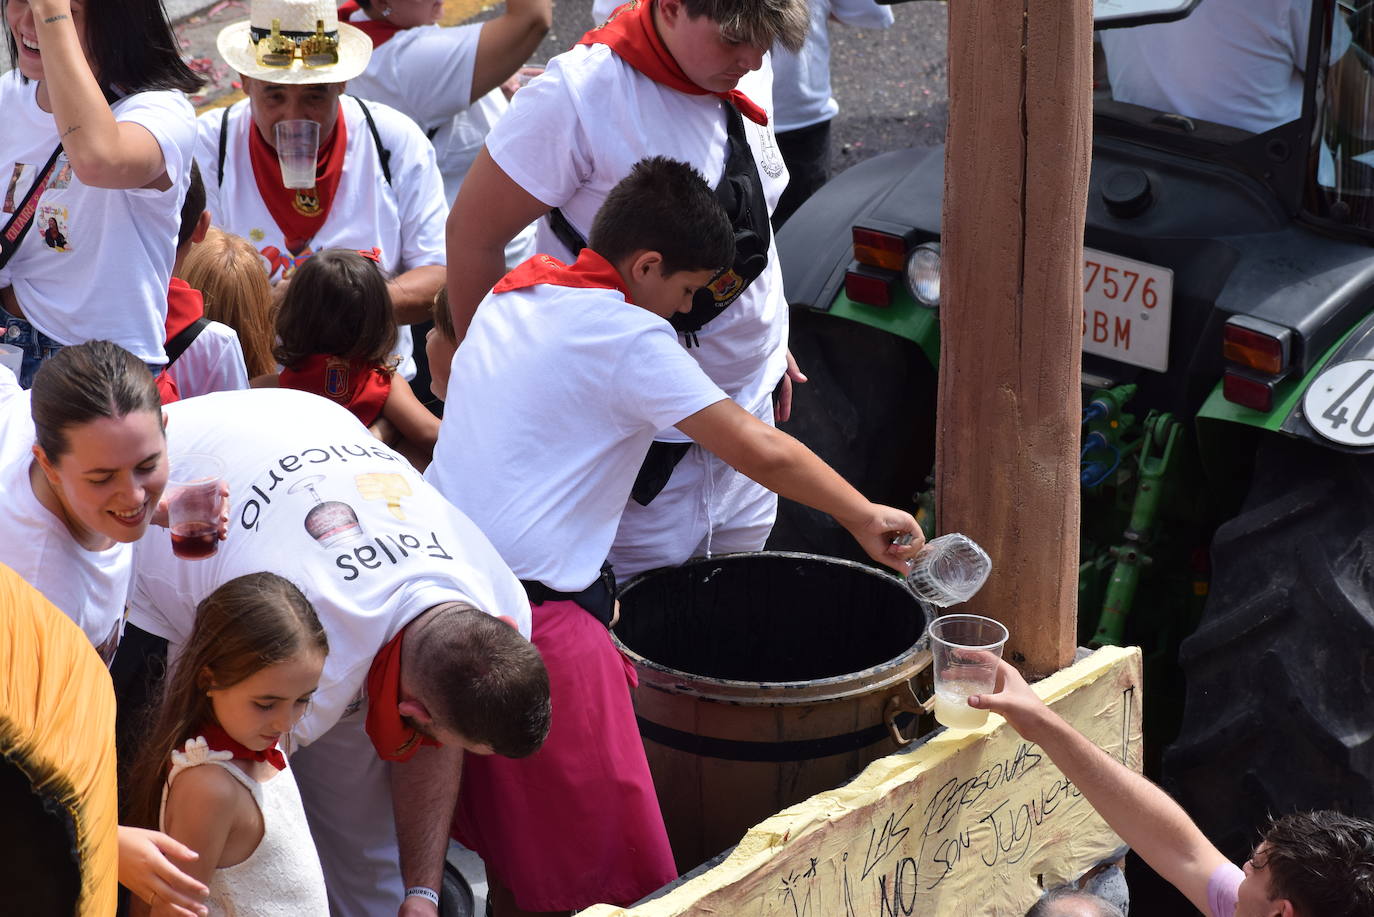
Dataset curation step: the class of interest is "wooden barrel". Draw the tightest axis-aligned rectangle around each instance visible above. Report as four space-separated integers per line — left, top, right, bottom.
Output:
612 552 933 869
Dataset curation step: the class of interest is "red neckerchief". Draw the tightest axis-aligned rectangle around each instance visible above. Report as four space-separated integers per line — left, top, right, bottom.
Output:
493 249 635 303
199 721 287 771
278 354 392 426
155 371 180 405
338 1 404 46
165 277 205 340
579 0 768 126
247 108 348 255
365 628 441 762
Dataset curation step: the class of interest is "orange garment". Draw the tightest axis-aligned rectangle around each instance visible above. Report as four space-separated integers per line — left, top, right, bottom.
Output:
0 561 119 916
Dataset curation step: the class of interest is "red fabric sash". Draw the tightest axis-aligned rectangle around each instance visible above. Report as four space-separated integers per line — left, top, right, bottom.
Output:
278 354 392 426
248 108 348 256
199 721 287 771
165 277 205 340
365 628 442 763
579 0 768 126
155 371 180 405
337 1 403 47
154 278 204 405
493 249 635 303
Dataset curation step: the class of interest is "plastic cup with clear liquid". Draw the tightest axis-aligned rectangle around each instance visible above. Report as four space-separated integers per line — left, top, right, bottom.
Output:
904 533 992 607
927 614 1009 731
274 119 320 189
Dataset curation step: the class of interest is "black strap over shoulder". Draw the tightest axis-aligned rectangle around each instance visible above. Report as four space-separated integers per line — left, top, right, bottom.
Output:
164 317 210 368
217 106 230 188
220 99 394 187
547 206 587 257
352 96 393 186
0 144 64 272
672 104 771 338
546 103 772 343
630 441 693 507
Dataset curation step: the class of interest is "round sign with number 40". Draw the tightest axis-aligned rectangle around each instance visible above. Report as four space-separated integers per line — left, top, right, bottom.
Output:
1303 359 1374 446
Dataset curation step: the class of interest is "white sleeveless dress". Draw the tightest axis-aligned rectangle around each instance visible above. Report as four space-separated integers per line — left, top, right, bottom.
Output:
160 738 330 916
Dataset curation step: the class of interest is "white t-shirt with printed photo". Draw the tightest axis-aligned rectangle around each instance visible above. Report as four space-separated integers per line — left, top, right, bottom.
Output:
425 277 728 593
195 96 447 379
485 43 790 438
0 388 131 653
0 74 196 364
127 388 532 747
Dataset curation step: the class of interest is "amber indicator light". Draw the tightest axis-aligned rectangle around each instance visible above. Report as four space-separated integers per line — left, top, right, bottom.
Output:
1223 325 1285 375
852 228 907 272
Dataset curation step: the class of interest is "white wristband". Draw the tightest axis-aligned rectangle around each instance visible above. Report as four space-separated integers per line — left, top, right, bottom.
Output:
405 887 440 906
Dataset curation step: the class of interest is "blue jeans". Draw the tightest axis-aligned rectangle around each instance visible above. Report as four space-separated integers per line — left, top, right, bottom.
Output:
1 304 64 389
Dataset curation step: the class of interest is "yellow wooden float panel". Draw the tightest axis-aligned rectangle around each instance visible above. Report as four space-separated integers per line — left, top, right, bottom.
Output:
585 645 1143 917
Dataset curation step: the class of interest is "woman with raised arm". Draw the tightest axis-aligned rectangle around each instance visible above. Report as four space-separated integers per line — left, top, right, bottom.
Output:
0 0 201 386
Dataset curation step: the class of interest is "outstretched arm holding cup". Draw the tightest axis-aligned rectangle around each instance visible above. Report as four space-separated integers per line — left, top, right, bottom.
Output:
970 661 1374 917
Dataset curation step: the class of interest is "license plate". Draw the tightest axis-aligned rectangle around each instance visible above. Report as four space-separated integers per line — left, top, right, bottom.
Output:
1082 248 1173 372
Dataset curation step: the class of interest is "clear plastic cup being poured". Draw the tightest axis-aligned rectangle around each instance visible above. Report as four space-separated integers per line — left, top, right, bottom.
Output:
902 533 992 607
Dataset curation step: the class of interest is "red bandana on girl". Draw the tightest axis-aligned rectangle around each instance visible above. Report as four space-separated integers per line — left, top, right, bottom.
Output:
278 355 392 426
199 721 287 771
337 1 404 46
365 629 441 763
494 249 635 302
248 110 349 255
579 0 768 126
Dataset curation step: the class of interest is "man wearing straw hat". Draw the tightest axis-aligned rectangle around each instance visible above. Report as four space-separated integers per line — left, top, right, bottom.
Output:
199 0 446 382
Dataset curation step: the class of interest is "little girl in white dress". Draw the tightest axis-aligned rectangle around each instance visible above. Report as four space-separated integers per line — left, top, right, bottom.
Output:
126 572 331 915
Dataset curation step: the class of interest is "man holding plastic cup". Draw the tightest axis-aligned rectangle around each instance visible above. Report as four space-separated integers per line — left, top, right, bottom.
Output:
196 0 447 381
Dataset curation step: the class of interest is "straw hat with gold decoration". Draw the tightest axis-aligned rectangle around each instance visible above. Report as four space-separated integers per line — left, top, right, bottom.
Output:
216 0 372 84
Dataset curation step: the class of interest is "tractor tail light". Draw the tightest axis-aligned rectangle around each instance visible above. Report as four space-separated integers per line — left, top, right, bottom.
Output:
845 265 896 307
1223 370 1275 412
852 228 908 272
1223 320 1289 375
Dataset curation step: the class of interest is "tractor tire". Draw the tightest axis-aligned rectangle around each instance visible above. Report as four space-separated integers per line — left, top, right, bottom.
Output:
766 307 937 563
1162 435 1374 861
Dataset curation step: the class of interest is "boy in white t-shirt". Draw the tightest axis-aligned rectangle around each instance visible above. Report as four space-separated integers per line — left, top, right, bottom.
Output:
444 0 814 585
161 161 250 400
426 157 924 915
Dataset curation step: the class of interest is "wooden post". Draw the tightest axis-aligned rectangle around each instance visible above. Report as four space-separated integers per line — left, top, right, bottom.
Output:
936 0 1093 676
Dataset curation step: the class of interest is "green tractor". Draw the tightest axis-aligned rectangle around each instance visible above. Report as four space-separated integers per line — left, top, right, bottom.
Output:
768 0 1374 865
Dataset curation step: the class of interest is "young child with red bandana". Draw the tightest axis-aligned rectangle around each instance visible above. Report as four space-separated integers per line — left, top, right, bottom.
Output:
251 248 440 469
125 572 331 916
